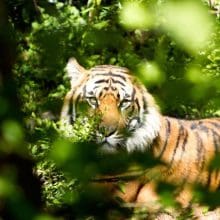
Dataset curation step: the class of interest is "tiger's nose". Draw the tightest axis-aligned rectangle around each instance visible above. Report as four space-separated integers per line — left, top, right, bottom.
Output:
98 93 122 136
99 105 125 137
99 123 118 137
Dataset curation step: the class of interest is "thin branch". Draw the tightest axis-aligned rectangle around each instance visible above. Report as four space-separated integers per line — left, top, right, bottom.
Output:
33 0 41 15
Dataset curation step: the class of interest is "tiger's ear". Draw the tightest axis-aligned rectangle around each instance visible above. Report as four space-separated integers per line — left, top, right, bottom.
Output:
65 58 87 88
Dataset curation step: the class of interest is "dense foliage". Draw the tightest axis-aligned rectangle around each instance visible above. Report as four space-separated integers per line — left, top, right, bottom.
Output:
1 0 220 219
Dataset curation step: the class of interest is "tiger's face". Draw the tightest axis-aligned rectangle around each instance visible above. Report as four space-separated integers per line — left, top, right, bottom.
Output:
61 58 161 152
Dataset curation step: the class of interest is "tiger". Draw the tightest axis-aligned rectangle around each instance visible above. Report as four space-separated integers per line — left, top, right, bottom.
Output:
60 58 220 218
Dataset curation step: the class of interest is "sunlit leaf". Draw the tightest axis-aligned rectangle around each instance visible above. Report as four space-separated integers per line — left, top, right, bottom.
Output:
213 109 220 116
120 1 153 30
185 66 210 84
1 120 24 146
160 1 213 54
34 215 58 220
50 139 74 165
0 177 15 197
158 183 177 208
137 61 165 85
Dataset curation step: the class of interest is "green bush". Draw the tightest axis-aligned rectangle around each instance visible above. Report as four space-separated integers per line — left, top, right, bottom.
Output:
6 0 220 219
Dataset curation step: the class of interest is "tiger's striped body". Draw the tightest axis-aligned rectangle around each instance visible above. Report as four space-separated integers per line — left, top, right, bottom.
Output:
61 58 220 209
153 116 220 190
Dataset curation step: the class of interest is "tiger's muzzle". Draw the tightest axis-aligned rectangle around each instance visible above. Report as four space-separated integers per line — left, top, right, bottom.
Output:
96 94 125 150
98 94 125 135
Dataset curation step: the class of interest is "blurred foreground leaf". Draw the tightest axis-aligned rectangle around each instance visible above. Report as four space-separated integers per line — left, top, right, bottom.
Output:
137 61 165 86
160 1 213 54
119 1 154 30
1 120 24 147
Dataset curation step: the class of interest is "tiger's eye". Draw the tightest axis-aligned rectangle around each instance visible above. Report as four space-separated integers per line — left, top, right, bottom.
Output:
120 99 131 110
87 97 98 107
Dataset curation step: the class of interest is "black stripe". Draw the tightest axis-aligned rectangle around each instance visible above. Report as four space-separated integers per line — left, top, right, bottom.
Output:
82 85 87 97
195 132 205 171
192 122 220 154
99 91 103 97
108 72 127 81
211 130 220 153
93 84 126 92
73 94 81 122
169 120 184 166
103 87 109 91
112 78 126 86
142 96 148 110
193 132 205 183
95 79 109 84
131 88 136 100
208 121 220 129
68 94 73 122
135 98 140 112
157 118 171 159
215 170 219 184
181 124 188 152
176 121 188 168
198 123 220 153
207 172 212 188
96 72 127 81
88 91 94 95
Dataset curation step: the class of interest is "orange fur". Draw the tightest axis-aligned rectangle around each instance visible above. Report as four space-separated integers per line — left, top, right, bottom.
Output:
61 59 220 213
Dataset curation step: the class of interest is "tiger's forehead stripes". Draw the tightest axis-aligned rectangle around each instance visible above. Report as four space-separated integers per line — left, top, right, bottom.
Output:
94 71 127 80
93 78 126 87
90 66 132 81
83 66 136 103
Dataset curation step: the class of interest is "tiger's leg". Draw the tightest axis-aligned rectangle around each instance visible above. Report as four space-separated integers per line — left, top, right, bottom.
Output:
176 185 220 220
114 180 142 203
135 181 177 220
175 184 193 208
114 180 174 219
136 181 160 210
90 178 142 203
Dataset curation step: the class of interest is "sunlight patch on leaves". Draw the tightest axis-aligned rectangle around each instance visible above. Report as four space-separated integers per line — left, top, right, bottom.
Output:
137 61 165 86
119 1 154 30
160 1 213 54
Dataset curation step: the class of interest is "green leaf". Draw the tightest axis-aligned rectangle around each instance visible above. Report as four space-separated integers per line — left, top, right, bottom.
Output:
1 120 24 147
160 1 213 54
120 1 154 30
137 61 165 86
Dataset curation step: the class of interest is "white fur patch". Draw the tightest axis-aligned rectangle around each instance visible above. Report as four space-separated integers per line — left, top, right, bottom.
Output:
97 131 123 154
106 132 123 147
125 107 161 152
66 58 85 89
